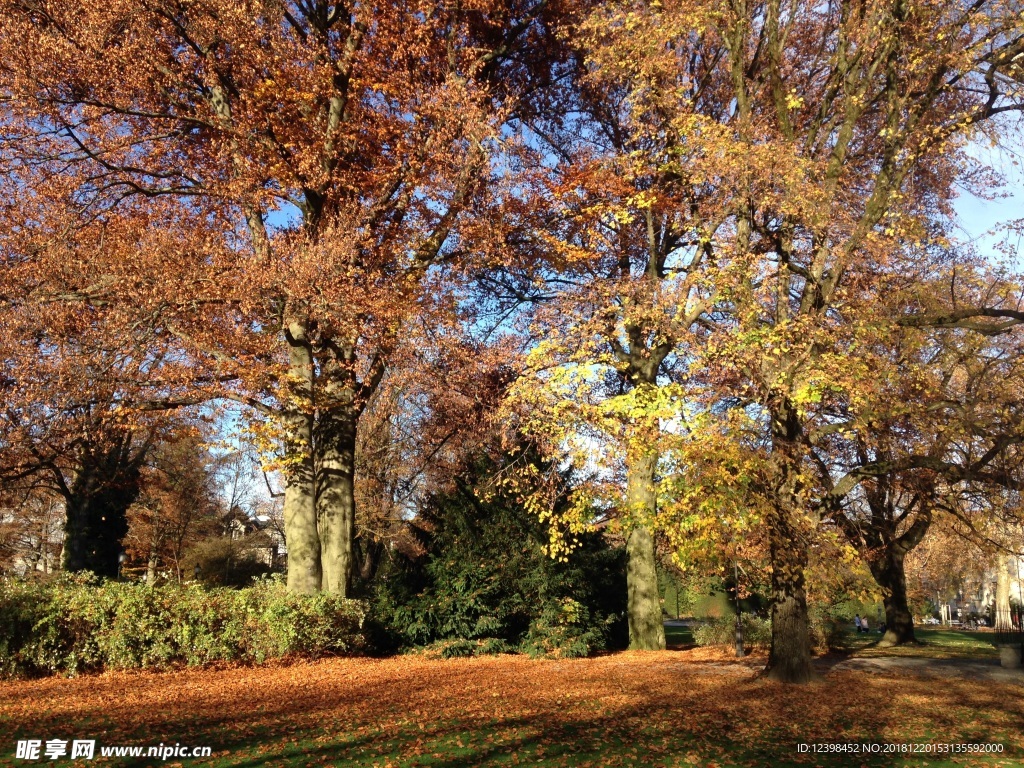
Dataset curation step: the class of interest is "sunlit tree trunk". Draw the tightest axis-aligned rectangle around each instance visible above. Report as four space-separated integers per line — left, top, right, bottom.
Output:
995 556 1012 630
147 547 159 585
317 408 357 597
625 449 666 651
764 504 814 683
282 321 321 594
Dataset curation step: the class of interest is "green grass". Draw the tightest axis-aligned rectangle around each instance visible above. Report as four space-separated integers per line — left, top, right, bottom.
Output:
663 623 694 646
841 627 1000 660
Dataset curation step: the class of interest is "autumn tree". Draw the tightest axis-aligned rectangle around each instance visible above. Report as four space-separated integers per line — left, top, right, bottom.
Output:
519 0 1024 682
350 322 520 589
125 430 223 583
0 300 184 577
0 0 568 595
496 1 731 650
818 307 1024 645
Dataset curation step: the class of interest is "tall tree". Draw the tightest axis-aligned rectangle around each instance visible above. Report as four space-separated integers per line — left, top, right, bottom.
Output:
125 430 223 583
0 304 177 578
823 317 1024 646
497 3 729 650
0 0 564 594
554 0 1024 681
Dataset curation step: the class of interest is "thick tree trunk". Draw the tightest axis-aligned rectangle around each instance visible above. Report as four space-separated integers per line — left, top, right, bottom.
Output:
625 450 666 651
834 492 931 646
764 404 815 683
61 443 140 578
61 490 134 577
283 457 320 592
872 552 917 646
282 322 321 594
764 509 815 683
317 408 357 597
60 499 87 574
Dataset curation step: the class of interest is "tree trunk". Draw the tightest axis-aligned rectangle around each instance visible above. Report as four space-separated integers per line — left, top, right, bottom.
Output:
61 491 133 577
283 457 320 592
995 556 1012 630
317 408 357 597
146 548 157 585
61 443 140 578
146 508 161 585
356 537 385 583
764 508 815 682
282 321 321 594
764 404 815 683
872 551 916 646
61 493 93 574
625 450 666 650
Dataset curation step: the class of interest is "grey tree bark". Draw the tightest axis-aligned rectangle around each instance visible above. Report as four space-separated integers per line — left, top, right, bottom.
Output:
625 449 666 651
282 321 321 594
317 408 357 596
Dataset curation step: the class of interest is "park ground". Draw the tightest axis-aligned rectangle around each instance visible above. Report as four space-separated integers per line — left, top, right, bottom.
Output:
0 629 1021 768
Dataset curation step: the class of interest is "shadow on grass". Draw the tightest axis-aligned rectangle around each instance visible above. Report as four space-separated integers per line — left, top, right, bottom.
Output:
832 627 1000 661
1 655 1021 768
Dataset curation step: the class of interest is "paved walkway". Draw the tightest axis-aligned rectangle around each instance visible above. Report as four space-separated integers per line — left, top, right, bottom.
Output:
826 655 1024 684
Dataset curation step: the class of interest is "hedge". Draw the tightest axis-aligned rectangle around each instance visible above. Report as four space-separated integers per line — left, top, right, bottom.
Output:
0 574 367 678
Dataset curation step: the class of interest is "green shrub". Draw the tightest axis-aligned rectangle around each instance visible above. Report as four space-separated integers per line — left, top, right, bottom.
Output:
808 601 856 652
692 609 848 654
424 638 479 659
371 458 627 659
0 574 367 678
693 615 772 650
520 597 613 659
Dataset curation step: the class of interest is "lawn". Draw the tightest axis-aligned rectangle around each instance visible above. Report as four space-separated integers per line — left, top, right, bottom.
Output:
1 651 1021 768
840 627 1001 660
664 623 695 647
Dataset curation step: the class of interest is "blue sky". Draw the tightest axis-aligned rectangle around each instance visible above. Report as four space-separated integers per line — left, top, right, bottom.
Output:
955 140 1024 264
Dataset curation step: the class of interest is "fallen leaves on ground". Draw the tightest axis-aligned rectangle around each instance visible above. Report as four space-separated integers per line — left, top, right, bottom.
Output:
0 651 1021 767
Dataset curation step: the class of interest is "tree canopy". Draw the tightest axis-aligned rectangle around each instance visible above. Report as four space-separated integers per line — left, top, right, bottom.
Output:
2 0 1024 683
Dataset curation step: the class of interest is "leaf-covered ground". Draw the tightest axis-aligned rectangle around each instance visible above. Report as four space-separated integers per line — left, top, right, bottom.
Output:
1 650 1021 768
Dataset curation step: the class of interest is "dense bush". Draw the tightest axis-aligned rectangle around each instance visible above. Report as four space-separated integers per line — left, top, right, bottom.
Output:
183 535 277 587
0 574 366 678
693 615 772 650
808 601 860 651
371 467 628 658
692 609 848 653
